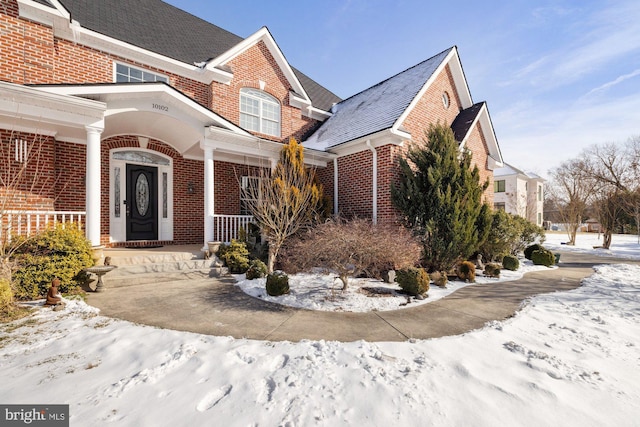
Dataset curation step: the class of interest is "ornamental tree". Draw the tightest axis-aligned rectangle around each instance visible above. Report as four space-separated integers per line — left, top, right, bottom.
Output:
240 138 322 272
391 123 491 272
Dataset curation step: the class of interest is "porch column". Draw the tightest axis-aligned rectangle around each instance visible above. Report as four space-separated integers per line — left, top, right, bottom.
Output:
203 146 215 250
85 125 103 247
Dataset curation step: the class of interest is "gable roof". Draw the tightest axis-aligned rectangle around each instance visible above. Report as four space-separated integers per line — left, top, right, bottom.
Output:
494 163 543 180
45 0 340 111
451 102 484 142
304 48 453 150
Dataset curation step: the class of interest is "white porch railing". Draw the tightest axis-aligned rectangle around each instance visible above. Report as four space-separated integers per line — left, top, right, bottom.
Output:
213 214 255 243
1 210 86 241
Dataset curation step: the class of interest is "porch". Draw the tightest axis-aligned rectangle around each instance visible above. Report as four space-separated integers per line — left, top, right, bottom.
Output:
1 210 253 247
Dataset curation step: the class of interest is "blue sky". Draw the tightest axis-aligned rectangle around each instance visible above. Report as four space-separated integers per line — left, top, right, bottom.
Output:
167 0 640 177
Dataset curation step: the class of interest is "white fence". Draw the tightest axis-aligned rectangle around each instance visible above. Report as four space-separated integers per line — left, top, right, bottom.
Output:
1 210 86 241
212 214 255 243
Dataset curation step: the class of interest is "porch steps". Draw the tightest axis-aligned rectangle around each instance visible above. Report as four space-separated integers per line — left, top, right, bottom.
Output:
99 248 227 288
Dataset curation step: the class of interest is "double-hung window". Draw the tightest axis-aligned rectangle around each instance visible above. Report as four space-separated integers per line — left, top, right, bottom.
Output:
494 180 506 193
240 88 280 137
240 176 261 215
115 63 168 83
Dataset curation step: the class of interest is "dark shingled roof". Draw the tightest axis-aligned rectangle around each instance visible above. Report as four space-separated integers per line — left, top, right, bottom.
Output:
52 0 340 111
451 102 485 142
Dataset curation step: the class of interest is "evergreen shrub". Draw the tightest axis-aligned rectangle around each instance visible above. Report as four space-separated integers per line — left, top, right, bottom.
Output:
483 263 501 278
246 259 268 280
531 249 555 267
502 254 520 271
217 240 250 273
11 224 93 299
0 278 13 312
396 267 430 296
524 243 544 260
456 261 476 282
266 271 289 296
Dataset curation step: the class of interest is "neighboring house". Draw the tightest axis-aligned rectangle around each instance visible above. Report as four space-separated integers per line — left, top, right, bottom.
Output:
493 163 544 226
0 0 503 250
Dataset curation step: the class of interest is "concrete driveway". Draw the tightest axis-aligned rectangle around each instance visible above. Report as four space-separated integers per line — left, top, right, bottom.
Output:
86 251 629 342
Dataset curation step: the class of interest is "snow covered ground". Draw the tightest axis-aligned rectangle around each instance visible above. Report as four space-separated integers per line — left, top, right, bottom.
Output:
545 231 640 261
234 261 551 313
1 234 639 426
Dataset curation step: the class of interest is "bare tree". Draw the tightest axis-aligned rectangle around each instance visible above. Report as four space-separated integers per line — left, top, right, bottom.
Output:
578 138 640 248
240 138 322 273
547 159 594 245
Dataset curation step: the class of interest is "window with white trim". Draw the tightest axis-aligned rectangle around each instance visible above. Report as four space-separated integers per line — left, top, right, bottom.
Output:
494 180 506 193
240 176 261 215
115 63 168 83
240 88 281 137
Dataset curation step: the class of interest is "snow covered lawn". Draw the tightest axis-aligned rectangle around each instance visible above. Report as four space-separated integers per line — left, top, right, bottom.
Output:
1 248 639 425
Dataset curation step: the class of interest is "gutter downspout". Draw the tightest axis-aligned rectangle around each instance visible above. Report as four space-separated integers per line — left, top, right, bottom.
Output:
333 157 339 216
365 140 377 224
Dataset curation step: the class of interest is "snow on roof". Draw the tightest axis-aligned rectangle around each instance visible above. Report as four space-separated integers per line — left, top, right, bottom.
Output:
304 48 453 151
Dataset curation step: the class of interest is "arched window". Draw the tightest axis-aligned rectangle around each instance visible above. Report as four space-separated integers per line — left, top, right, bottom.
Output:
240 88 281 137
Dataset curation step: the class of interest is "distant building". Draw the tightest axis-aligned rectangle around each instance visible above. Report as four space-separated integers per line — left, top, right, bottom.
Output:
493 164 544 226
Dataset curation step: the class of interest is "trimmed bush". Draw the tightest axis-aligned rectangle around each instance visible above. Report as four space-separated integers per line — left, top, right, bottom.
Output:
217 240 250 273
266 271 289 296
246 259 268 280
430 271 448 288
396 268 430 296
11 224 93 300
531 249 555 267
524 243 544 260
483 263 501 278
502 254 520 271
456 261 476 282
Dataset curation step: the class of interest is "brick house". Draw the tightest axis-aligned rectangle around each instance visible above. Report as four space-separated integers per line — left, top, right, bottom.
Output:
0 0 503 250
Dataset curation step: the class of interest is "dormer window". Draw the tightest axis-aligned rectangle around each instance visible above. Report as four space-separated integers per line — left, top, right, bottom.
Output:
240 88 281 137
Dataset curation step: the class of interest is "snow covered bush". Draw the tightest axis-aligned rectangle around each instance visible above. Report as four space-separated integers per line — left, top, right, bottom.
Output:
266 271 289 296
396 267 430 296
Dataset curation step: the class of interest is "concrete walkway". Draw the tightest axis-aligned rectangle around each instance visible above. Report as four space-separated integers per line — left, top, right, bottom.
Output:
86 251 636 342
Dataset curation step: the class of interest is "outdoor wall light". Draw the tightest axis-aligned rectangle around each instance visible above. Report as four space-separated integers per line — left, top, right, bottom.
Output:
187 182 194 194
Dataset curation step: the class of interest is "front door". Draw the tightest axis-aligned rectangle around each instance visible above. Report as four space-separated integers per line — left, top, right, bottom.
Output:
126 164 158 241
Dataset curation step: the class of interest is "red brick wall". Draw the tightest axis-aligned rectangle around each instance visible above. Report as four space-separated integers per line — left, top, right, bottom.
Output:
335 150 373 219
0 129 56 210
54 141 86 211
210 41 321 141
401 65 462 139
465 122 494 205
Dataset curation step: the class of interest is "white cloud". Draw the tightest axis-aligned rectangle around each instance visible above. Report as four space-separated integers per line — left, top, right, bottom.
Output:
583 68 640 98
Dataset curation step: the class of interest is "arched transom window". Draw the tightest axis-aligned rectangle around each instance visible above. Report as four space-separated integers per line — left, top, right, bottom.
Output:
240 88 281 137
